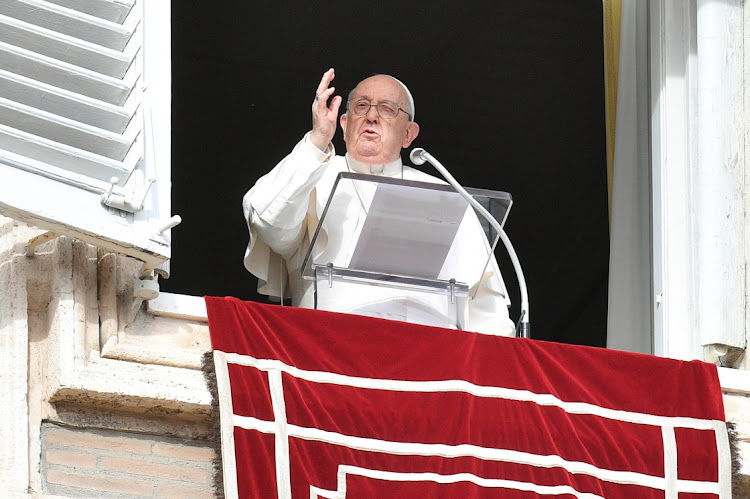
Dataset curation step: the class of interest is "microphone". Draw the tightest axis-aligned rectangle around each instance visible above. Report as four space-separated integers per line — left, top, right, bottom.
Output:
410 147 531 338
410 148 427 166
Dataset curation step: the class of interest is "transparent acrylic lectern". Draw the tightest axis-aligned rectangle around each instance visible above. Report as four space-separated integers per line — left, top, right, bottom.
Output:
301 172 512 330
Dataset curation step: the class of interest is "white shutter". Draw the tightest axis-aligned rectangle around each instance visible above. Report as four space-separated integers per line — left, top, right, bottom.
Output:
0 0 174 272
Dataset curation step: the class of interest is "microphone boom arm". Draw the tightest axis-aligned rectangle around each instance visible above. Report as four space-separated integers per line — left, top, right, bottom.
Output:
410 148 530 338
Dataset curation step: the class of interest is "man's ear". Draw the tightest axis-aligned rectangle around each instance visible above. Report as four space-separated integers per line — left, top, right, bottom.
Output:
402 121 420 148
340 113 348 135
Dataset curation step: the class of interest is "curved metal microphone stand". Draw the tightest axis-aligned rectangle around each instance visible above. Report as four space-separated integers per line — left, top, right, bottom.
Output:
410 148 530 338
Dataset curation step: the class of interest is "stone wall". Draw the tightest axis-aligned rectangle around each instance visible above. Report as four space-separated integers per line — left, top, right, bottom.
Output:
0 216 216 497
41 424 216 498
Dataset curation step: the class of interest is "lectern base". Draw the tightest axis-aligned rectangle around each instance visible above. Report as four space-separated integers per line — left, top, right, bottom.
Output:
314 270 469 330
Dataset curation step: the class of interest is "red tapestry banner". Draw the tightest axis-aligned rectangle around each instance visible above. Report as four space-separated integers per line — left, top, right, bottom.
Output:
205 296 730 498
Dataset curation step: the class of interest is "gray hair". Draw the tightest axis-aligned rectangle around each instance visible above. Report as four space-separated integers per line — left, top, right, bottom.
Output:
347 74 415 121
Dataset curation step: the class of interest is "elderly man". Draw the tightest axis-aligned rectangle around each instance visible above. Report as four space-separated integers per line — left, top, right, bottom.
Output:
243 69 515 336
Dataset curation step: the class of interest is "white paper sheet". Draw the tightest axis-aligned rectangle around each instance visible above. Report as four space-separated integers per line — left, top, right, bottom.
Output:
348 183 468 279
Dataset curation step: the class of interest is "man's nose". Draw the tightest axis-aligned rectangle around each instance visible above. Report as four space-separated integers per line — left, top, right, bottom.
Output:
365 105 379 121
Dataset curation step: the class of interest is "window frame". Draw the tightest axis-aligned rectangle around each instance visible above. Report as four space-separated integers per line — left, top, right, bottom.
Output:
649 0 748 386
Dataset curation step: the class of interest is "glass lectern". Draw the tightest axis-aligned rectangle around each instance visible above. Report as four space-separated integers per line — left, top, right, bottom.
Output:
301 172 512 330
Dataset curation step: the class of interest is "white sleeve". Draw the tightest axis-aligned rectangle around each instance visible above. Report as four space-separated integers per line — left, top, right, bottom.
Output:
243 132 333 257
242 133 333 300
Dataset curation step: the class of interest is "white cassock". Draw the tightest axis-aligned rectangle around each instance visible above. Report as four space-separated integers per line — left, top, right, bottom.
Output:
243 132 516 337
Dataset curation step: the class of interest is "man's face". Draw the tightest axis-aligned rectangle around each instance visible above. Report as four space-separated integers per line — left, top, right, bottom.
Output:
340 76 420 164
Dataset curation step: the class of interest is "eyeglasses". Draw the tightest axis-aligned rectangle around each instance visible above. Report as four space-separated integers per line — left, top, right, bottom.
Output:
348 99 411 120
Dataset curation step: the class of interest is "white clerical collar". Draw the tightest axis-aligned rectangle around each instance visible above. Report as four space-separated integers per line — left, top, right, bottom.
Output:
345 153 403 177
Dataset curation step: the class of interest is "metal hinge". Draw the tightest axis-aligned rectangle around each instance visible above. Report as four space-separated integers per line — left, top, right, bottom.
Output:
101 176 155 213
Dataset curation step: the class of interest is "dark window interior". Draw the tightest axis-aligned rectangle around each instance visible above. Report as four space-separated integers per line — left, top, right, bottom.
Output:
167 1 609 347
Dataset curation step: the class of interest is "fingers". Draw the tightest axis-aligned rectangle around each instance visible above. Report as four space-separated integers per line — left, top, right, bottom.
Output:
310 69 340 151
314 68 337 109
315 86 337 107
315 68 335 98
329 95 342 116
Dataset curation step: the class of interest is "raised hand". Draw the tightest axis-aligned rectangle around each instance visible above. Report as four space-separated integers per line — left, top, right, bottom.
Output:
310 68 342 151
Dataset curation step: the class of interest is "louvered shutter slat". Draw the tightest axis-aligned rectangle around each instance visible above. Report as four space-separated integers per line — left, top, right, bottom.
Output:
0 124 132 182
0 41 134 104
0 14 136 78
44 0 135 24
0 0 136 51
0 69 135 133
0 96 136 160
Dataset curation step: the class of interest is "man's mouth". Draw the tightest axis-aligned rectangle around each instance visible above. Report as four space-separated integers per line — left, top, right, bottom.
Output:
362 128 379 138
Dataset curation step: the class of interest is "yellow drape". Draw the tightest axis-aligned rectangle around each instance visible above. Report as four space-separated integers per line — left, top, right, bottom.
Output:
603 0 621 224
